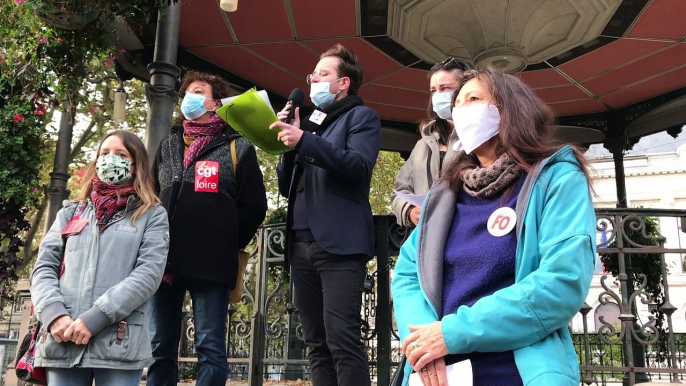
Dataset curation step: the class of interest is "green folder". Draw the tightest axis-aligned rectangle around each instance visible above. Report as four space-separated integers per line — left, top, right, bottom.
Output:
216 88 290 155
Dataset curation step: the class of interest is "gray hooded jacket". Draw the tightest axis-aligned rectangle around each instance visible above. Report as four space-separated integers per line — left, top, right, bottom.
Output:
391 121 459 226
30 198 169 369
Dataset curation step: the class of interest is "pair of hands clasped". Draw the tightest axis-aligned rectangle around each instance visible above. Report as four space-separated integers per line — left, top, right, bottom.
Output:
50 315 92 345
402 322 450 386
270 102 303 148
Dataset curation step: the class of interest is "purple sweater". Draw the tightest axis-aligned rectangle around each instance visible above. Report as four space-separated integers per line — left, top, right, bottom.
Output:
441 174 526 386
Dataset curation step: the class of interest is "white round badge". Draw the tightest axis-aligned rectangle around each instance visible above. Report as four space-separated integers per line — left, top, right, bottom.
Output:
487 207 517 237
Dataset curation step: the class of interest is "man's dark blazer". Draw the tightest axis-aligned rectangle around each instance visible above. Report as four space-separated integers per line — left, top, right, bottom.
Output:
277 105 381 261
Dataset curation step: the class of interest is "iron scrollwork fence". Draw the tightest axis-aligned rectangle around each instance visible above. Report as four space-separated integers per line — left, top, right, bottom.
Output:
177 215 405 386
178 208 686 386
576 208 686 385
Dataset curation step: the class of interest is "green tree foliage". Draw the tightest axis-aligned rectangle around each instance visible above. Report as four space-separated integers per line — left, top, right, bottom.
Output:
370 151 405 214
1 1 58 298
1 1 153 292
0 86 49 298
256 150 285 211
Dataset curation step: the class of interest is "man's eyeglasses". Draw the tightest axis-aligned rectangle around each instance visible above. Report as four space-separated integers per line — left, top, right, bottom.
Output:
430 57 469 72
306 70 340 84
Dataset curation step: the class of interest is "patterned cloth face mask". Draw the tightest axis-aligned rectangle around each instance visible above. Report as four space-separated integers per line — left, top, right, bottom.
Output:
96 153 133 184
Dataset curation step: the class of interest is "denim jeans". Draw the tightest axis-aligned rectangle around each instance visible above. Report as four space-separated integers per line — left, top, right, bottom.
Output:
289 239 371 386
46 367 142 386
147 277 230 386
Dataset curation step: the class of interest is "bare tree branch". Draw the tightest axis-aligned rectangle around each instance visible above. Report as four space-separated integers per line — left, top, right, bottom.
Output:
18 191 49 269
68 118 97 163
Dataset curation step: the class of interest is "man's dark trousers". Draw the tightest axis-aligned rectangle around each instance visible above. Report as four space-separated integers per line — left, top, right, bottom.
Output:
289 237 371 386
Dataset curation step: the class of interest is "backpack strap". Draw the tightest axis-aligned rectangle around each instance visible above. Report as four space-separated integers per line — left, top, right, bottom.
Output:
230 138 238 178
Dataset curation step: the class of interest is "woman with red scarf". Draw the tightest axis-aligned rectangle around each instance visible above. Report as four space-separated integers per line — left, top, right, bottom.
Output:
147 70 267 386
31 131 170 386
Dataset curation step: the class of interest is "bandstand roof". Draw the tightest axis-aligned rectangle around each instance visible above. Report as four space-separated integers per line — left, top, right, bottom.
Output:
114 0 686 153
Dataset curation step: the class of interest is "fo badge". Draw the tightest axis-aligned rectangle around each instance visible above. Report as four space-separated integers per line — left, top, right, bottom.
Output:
195 161 219 193
487 207 516 237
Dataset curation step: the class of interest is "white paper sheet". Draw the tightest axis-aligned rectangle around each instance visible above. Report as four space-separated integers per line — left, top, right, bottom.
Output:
408 360 472 386
393 190 427 208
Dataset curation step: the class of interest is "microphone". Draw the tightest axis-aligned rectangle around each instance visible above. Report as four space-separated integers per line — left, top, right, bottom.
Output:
284 88 305 124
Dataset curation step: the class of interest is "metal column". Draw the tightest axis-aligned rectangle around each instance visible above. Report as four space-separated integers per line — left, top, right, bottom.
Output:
604 132 629 209
144 1 182 161
43 99 76 232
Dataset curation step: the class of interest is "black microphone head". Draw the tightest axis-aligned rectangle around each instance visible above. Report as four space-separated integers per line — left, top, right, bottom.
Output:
288 88 305 106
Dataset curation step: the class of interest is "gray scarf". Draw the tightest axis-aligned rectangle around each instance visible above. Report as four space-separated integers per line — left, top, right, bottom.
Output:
462 153 523 198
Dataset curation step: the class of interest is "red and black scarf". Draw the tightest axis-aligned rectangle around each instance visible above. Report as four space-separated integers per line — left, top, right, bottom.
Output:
90 176 137 231
182 113 225 169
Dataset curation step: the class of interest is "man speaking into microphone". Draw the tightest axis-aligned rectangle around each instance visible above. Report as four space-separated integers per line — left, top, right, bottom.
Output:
270 44 380 386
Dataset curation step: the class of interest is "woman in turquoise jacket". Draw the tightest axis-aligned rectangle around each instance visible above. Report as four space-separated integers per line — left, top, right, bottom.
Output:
391 68 596 386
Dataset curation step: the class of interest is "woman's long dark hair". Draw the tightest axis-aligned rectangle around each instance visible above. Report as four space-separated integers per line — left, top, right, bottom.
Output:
419 57 475 145
444 68 593 190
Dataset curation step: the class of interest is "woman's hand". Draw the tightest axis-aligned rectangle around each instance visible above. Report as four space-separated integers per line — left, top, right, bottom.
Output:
410 206 421 225
418 358 448 386
402 322 449 371
64 318 93 345
48 315 74 343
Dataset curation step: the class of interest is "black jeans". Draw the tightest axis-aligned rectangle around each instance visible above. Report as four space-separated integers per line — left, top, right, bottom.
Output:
289 239 371 386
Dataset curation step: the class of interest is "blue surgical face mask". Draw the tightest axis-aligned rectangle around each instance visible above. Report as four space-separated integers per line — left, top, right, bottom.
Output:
181 93 212 120
310 79 342 108
431 91 453 120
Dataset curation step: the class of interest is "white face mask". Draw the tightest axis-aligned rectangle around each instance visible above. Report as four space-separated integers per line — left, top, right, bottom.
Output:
431 91 453 120
451 103 501 154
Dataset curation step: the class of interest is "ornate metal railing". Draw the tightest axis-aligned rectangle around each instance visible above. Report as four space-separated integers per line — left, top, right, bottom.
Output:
575 208 686 385
176 209 686 386
5 208 684 385
177 215 405 386
572 333 686 385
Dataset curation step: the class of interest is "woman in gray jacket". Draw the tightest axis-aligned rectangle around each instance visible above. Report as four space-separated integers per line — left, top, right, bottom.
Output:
31 130 169 386
391 57 475 227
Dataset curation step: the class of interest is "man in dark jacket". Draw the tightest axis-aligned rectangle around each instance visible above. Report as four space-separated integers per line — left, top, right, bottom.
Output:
271 44 381 386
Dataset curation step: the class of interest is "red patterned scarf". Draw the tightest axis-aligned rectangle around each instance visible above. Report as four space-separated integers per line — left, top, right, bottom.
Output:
90 176 137 231
182 113 225 169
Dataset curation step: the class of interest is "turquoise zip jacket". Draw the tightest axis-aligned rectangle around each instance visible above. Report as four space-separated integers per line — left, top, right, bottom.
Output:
391 146 596 386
